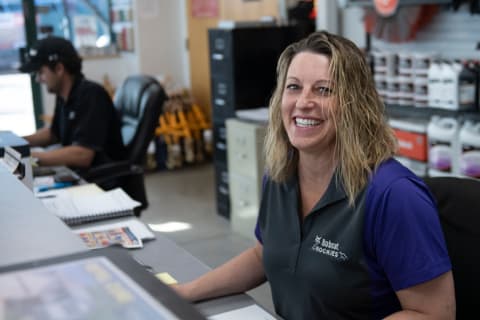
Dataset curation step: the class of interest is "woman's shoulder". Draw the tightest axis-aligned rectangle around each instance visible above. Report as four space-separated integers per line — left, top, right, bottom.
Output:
369 158 424 193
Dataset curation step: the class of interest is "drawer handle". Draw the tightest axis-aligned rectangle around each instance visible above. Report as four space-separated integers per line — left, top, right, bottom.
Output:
212 53 224 61
238 153 247 159
215 98 225 106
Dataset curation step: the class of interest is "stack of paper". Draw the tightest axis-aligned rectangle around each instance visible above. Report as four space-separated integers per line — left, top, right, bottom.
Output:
38 185 141 226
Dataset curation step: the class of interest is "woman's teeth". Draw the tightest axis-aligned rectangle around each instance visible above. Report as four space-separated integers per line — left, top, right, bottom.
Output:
295 117 320 127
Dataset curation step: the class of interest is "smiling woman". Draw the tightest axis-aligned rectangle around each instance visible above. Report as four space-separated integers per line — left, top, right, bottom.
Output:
281 52 336 160
172 31 455 320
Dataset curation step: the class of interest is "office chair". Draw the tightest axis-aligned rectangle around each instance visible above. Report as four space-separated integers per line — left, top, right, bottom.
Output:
84 75 167 216
423 176 480 320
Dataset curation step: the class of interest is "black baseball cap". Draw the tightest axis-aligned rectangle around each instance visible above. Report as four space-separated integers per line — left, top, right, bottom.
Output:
19 36 81 73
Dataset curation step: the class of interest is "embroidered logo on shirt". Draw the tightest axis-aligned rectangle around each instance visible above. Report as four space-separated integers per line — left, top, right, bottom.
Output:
68 111 75 120
312 235 348 261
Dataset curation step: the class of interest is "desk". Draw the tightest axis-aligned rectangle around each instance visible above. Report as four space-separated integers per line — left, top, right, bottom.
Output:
132 232 266 318
0 165 87 267
1 165 276 319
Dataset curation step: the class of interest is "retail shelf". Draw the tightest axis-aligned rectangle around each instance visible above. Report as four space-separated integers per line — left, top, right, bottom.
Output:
341 0 451 7
385 104 480 121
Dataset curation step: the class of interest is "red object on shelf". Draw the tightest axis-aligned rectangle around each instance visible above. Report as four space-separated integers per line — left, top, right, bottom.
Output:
374 0 399 17
364 4 439 42
393 128 428 162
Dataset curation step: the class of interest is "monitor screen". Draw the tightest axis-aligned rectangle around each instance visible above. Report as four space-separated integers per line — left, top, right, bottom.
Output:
0 73 36 136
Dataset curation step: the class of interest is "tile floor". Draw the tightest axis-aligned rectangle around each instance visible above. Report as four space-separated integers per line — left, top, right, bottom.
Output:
139 162 275 314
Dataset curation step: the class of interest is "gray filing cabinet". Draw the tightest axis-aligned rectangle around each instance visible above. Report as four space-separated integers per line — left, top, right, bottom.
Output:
226 118 267 240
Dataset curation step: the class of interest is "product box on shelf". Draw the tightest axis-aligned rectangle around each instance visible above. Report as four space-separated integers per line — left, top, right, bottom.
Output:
389 118 428 162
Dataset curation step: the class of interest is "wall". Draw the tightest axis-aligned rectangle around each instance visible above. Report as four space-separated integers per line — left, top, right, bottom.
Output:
41 0 189 117
186 0 280 115
340 6 366 48
135 0 190 90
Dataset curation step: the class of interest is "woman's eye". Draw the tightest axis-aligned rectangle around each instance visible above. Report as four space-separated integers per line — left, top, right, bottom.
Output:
286 83 299 90
317 87 332 95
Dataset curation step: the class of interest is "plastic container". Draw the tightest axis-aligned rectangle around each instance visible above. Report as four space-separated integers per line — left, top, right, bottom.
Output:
458 61 477 110
458 121 480 179
398 52 413 76
412 52 438 76
374 73 387 99
413 76 429 108
440 61 458 110
371 50 387 74
427 116 459 176
385 76 399 105
428 61 442 108
397 76 414 106
385 52 398 77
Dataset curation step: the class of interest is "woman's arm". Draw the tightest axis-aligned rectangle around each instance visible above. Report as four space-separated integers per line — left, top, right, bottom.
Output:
173 241 266 302
386 271 455 320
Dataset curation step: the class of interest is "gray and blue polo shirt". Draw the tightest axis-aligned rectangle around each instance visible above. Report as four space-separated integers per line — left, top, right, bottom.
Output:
255 158 451 319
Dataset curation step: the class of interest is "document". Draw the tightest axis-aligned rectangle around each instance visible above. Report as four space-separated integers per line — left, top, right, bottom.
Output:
39 187 141 226
76 226 143 249
208 304 277 320
73 218 156 249
73 217 156 240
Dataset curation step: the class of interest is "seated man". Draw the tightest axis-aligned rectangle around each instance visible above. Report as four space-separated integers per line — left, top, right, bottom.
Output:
20 36 125 176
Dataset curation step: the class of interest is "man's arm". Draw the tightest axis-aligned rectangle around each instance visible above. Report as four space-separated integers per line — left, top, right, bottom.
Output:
32 145 95 168
23 127 56 147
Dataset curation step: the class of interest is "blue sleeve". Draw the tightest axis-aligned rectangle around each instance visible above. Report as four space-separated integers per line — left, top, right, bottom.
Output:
365 177 451 291
255 222 262 244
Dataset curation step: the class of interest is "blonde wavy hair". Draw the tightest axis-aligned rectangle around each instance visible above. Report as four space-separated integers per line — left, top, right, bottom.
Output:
264 30 397 205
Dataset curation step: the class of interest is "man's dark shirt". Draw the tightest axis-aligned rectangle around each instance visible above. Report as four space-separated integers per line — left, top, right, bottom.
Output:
50 74 125 172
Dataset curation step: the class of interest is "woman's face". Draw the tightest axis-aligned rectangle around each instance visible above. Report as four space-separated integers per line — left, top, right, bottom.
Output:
281 51 336 156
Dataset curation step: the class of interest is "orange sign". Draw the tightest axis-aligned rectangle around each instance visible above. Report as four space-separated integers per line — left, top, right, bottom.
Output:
374 0 399 17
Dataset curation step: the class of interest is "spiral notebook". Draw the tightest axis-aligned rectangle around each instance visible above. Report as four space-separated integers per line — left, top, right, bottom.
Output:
40 187 141 226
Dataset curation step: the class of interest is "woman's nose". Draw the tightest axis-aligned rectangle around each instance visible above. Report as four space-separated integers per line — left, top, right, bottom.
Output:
296 89 315 108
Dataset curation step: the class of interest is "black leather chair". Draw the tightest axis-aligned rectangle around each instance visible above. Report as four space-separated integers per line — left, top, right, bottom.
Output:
84 75 167 216
423 176 480 320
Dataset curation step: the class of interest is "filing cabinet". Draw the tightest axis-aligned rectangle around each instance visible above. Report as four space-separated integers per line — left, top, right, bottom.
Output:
214 160 230 219
208 26 302 122
226 119 267 239
209 25 308 219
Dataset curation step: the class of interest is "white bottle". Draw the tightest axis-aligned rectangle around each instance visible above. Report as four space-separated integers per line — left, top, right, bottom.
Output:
427 116 459 177
450 61 463 110
440 61 456 109
458 121 480 179
427 61 442 108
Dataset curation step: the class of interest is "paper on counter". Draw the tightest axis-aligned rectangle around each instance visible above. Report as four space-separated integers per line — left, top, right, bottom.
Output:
77 226 143 249
73 218 155 241
208 304 277 320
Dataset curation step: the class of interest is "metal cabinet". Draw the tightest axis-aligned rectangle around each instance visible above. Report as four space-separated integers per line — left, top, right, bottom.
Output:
226 119 266 239
208 25 305 219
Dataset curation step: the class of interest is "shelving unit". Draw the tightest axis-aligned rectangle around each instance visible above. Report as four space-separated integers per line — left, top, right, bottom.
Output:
111 0 134 52
342 0 451 7
385 104 480 121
